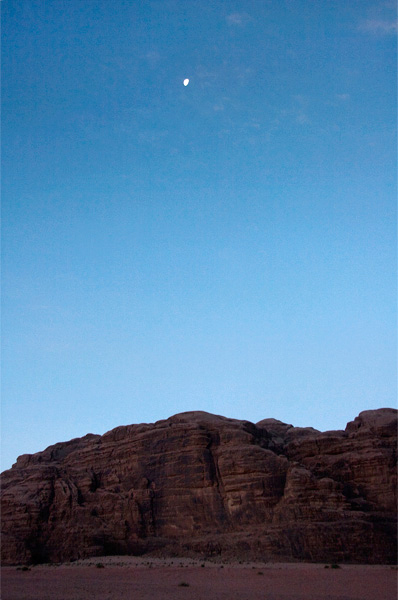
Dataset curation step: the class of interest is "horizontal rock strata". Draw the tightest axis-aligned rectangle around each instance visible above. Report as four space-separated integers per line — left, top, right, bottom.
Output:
1 408 396 564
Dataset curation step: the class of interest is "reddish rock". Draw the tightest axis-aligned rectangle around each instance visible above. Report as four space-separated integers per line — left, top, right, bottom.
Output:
1 409 396 565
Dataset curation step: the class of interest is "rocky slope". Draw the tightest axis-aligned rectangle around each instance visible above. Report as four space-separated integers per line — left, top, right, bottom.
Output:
1 408 396 564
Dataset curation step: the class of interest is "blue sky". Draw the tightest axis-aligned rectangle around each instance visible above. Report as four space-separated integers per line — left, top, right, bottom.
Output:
2 0 396 471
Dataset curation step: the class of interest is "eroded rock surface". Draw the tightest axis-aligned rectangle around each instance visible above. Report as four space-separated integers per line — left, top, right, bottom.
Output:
1 409 396 564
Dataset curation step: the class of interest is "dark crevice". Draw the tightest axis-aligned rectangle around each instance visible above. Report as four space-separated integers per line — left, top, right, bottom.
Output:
90 470 102 492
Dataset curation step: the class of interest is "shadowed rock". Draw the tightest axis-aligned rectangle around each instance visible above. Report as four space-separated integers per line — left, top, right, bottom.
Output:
1 408 396 564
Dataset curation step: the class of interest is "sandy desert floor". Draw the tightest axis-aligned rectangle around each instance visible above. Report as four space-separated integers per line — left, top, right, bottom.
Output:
1 556 397 600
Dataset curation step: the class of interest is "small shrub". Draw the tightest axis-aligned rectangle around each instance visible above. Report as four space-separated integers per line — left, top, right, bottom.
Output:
96 563 105 569
257 571 264 575
178 582 190 587
201 563 205 568
324 565 329 568
331 564 341 569
21 566 30 572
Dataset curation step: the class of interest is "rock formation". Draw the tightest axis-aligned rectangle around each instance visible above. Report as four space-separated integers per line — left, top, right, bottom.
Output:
1 408 396 564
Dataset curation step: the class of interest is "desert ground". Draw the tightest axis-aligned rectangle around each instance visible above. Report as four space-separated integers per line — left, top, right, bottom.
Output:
1 557 396 600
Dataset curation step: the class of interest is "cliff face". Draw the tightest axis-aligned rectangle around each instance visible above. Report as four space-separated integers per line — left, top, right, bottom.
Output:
1 409 396 564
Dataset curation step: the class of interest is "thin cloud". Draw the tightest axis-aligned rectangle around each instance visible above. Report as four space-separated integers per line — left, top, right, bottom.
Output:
296 113 309 125
324 94 350 108
359 19 398 34
138 129 169 145
145 50 161 68
292 95 311 125
275 105 310 128
381 0 396 8
226 13 251 26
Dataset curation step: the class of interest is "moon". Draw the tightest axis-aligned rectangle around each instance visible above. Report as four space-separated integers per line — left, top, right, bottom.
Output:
183 78 189 86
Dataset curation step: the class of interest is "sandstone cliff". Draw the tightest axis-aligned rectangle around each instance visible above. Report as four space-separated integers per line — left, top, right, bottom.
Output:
1 408 396 564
